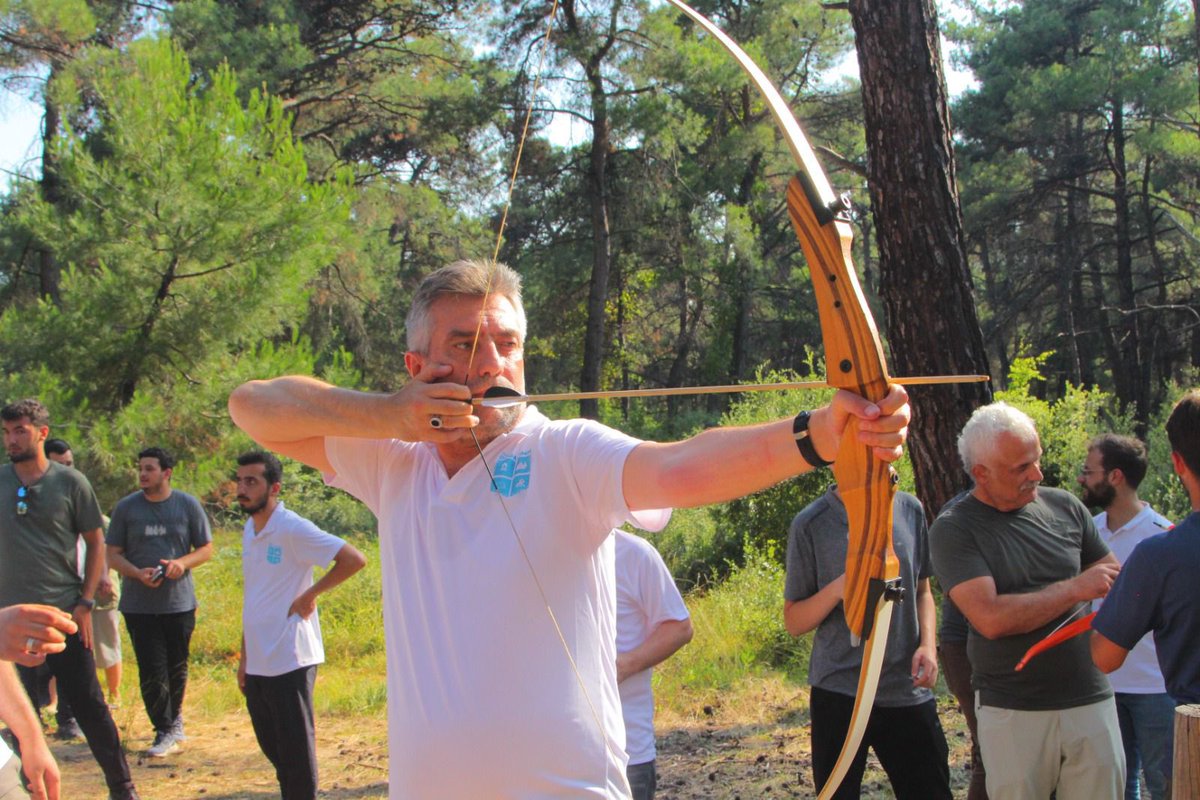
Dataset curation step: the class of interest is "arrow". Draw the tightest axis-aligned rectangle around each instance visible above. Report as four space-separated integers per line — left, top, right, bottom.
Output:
475 374 989 407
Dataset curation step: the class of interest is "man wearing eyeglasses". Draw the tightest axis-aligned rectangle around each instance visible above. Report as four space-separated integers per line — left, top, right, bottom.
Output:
1078 434 1173 800
0 399 139 800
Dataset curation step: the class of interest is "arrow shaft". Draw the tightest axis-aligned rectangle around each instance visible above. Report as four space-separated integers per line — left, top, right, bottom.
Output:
475 374 988 406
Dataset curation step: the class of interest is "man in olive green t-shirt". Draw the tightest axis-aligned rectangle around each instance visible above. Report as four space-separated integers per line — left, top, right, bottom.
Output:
0 399 139 800
930 402 1123 799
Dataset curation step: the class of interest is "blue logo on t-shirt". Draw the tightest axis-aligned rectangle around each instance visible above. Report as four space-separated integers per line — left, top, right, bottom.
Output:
266 545 282 565
490 451 532 497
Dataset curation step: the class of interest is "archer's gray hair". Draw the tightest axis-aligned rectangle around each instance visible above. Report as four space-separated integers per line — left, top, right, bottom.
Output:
404 259 526 353
957 401 1038 473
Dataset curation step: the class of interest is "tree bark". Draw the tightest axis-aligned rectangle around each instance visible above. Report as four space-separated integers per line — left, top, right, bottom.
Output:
557 0 623 419
847 0 992 516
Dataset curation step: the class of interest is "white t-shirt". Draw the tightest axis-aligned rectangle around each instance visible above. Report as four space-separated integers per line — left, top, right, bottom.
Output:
326 407 670 799
1096 502 1173 693
242 502 346 677
615 531 689 766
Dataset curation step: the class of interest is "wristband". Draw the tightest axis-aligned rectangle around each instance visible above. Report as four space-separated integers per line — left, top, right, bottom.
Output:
793 411 833 468
75 597 95 610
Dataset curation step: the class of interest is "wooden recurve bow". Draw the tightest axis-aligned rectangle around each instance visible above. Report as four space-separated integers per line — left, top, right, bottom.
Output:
659 3 904 796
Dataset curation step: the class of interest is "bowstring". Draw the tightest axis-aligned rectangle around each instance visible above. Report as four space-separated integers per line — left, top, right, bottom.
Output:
466 0 562 373
465 0 626 770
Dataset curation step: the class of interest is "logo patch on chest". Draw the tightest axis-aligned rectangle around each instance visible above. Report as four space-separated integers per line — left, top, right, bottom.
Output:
266 545 283 565
489 451 532 498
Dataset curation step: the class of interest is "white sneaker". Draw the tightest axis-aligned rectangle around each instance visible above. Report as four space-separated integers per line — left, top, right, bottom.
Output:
146 731 179 758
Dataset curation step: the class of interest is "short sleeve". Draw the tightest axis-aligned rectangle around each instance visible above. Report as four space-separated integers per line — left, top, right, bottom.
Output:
286 515 346 569
930 515 989 594
71 473 105 534
325 436 406 515
784 511 820 602
1078 511 1111 566
1093 542 1160 649
106 499 129 548
555 420 667 536
188 496 213 548
633 543 689 626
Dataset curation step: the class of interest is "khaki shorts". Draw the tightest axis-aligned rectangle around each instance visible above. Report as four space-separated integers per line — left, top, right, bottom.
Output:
0 754 28 800
92 607 122 669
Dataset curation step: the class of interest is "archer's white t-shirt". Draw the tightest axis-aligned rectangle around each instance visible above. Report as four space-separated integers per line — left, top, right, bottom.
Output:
1095 503 1173 694
242 502 346 677
615 531 689 766
326 407 670 799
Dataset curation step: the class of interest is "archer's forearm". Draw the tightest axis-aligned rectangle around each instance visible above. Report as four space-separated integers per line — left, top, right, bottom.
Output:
624 416 815 510
230 376 402 444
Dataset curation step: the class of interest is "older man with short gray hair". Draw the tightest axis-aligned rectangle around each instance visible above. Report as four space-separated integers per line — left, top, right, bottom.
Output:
930 402 1124 799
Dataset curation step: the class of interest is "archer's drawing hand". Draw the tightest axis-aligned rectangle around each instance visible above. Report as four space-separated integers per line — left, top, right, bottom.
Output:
395 362 477 442
822 384 910 463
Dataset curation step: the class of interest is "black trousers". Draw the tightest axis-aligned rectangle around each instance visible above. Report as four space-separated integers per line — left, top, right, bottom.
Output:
123 609 195 733
810 685 952 800
245 666 318 800
41 633 134 795
15 662 74 726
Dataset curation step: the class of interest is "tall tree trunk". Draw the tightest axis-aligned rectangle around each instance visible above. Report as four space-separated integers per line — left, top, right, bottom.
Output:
579 67 613 420
1062 187 1087 386
1108 95 1148 426
38 63 64 303
560 0 621 420
847 0 992 516
976 236 1010 382
1194 0 1200 119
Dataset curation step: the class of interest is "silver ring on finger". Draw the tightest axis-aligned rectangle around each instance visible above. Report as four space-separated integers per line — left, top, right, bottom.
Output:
430 415 443 429
24 637 37 653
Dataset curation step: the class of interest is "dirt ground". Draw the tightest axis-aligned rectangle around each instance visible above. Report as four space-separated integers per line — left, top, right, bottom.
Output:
53 690 972 799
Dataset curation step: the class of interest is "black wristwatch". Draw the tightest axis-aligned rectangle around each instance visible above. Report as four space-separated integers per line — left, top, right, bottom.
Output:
793 411 833 468
75 597 95 610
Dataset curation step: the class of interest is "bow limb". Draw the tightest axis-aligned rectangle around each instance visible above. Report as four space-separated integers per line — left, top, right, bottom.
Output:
660 3 901 796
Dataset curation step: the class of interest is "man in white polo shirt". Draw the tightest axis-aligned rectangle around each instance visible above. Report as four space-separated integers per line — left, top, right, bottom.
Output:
1079 434 1173 799
615 531 692 800
228 259 910 798
234 451 366 800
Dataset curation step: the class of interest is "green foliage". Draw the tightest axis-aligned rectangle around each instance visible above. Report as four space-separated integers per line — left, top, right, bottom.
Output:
656 540 810 699
0 37 361 506
1139 379 1198 522
707 364 915 569
993 352 1133 490
1 38 352 408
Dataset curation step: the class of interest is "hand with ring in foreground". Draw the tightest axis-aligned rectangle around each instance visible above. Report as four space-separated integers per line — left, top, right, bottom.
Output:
0 604 78 666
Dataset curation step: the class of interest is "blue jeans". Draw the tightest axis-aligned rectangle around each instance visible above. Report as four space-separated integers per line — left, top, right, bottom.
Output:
1115 692 1174 800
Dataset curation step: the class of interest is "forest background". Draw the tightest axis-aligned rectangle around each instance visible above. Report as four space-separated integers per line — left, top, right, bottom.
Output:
0 2 1198 793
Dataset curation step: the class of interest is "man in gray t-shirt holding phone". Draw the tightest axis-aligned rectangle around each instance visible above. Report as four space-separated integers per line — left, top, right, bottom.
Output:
106 446 212 758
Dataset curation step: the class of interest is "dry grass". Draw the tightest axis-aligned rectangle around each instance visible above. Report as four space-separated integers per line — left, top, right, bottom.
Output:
54 694 387 800
52 673 974 799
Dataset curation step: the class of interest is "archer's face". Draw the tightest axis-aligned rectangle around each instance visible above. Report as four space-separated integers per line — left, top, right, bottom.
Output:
408 293 526 441
974 431 1044 512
